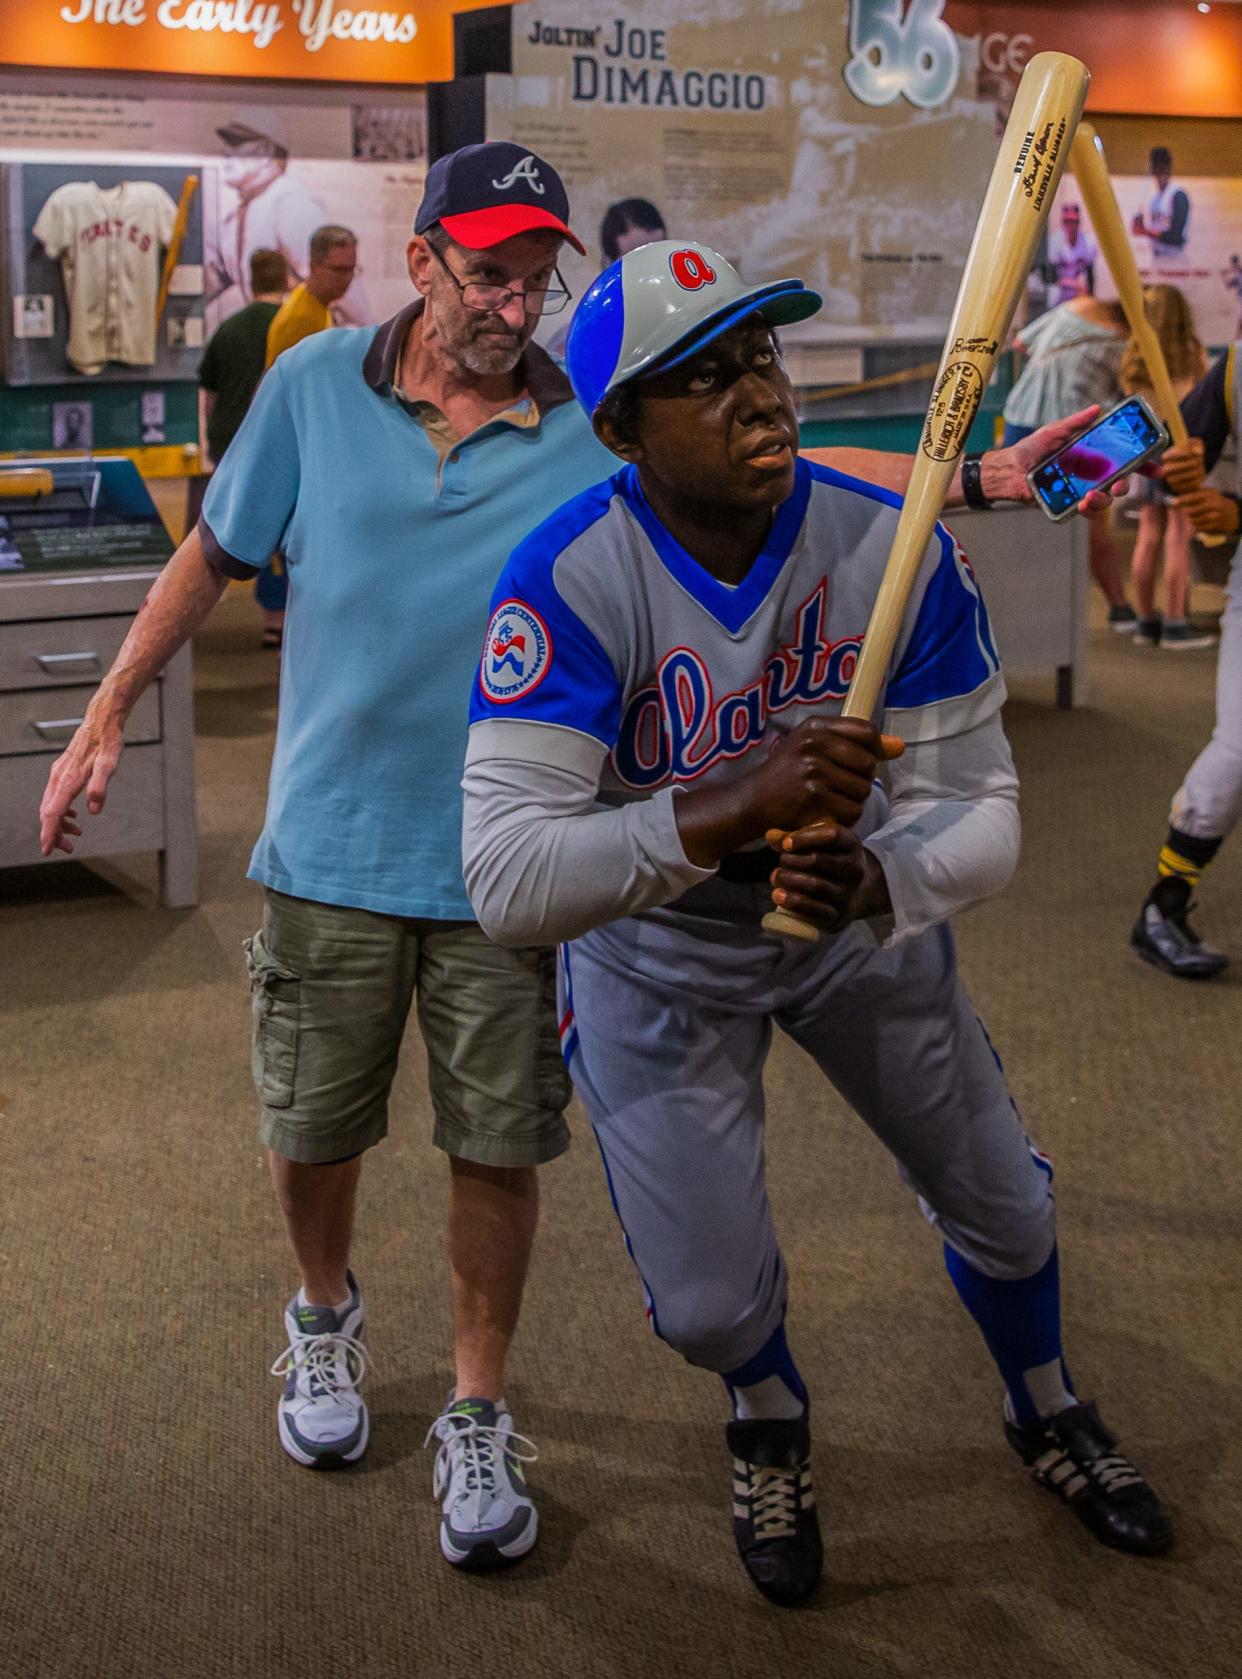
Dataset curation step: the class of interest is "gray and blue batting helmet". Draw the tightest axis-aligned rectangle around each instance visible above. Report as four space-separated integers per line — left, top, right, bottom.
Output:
565 239 822 417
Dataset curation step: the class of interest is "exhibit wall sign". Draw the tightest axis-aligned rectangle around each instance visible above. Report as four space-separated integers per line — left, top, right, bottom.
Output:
0 0 502 85
488 0 1002 345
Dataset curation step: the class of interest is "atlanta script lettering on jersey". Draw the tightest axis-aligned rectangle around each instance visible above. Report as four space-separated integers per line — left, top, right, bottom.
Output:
613 579 863 789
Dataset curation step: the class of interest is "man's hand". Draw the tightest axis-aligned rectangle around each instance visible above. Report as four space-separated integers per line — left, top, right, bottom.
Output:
39 701 126 855
1174 488 1240 538
675 718 904 868
1159 438 1206 496
763 820 891 935
984 405 1124 515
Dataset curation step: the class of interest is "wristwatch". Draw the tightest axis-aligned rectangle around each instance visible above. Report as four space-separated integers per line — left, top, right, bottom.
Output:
961 453 992 511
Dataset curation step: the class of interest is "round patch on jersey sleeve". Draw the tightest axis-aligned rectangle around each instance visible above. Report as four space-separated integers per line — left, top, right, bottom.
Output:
480 600 553 704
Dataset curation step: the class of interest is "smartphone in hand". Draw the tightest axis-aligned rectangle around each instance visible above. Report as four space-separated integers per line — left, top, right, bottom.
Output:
1028 395 1168 522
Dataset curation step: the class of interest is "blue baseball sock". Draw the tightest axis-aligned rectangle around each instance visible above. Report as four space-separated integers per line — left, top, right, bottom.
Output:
944 1243 1075 1425
723 1322 808 1421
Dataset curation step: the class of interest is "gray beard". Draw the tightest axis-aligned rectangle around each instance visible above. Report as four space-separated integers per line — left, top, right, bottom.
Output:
454 333 526 377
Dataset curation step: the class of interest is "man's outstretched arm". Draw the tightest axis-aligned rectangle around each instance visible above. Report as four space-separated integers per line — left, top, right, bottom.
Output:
801 404 1117 514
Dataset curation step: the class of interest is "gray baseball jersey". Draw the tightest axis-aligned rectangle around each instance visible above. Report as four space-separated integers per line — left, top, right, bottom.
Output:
34 181 178 375
462 458 1053 1375
464 456 1016 946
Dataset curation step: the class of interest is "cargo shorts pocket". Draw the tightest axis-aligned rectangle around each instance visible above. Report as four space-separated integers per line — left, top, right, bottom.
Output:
244 930 301 1109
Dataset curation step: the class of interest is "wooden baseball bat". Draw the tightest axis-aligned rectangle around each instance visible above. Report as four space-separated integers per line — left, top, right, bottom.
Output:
1069 123 1225 545
154 173 199 332
763 51 1090 942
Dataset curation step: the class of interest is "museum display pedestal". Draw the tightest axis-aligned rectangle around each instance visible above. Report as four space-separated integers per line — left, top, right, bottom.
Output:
951 505 1089 708
0 564 197 905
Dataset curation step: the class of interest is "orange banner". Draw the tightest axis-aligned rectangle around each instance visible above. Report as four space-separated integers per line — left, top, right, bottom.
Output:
945 1 1242 119
0 0 503 85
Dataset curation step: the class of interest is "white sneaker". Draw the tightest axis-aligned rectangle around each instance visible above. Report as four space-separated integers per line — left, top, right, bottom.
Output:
426 1395 539 1568
270 1272 370 1469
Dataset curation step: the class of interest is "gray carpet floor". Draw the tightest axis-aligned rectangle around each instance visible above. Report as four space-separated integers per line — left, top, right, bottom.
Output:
1 586 1238 1678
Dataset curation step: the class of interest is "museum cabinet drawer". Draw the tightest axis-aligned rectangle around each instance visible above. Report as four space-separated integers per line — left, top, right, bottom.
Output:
0 683 160 757
0 615 133 691
0 744 165 867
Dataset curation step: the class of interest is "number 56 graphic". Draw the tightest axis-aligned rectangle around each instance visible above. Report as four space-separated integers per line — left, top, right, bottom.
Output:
845 0 961 110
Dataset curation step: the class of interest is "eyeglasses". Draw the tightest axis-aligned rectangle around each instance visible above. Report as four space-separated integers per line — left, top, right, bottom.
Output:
429 242 572 317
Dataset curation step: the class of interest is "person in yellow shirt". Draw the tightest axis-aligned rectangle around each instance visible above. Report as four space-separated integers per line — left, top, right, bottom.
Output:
265 224 359 367
257 225 358 645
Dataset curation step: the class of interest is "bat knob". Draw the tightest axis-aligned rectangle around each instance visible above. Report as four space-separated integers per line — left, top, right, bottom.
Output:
761 906 821 943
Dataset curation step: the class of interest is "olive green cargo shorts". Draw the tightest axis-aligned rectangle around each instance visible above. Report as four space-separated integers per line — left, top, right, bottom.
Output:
244 889 571 1167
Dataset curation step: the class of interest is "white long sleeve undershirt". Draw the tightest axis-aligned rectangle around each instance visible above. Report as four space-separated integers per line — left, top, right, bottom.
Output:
462 712 1020 949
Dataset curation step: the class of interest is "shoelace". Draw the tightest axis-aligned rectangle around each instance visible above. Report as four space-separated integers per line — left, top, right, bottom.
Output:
1086 1453 1146 1494
748 1464 801 1541
423 1417 539 1502
270 1333 370 1399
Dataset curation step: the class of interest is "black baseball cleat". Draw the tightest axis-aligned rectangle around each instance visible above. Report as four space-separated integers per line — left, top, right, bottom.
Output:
726 1415 823 1607
1131 891 1229 980
1005 1400 1173 1557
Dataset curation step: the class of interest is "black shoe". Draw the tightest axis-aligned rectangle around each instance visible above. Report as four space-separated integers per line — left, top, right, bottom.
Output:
1108 603 1139 633
1005 1400 1173 1557
726 1415 823 1607
1131 892 1229 980
1133 614 1162 647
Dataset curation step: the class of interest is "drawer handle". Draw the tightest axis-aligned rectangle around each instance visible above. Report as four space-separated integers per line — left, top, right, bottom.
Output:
36 651 101 672
32 717 86 740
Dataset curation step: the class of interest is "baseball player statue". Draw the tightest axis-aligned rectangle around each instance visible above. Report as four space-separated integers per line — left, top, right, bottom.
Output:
1132 341 1242 977
461 242 1171 1605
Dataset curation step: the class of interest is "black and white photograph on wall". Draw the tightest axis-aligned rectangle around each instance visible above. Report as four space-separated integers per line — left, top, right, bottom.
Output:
51 398 92 450
167 315 204 350
351 102 426 161
140 389 166 444
13 292 54 338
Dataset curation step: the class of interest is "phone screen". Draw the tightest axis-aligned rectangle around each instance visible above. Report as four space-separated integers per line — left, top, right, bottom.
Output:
1030 399 1166 518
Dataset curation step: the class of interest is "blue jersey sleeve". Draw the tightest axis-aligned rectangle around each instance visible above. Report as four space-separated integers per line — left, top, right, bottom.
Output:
199 358 301 578
470 490 624 749
886 526 1000 713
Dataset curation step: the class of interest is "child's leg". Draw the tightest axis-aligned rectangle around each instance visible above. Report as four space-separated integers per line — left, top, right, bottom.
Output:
1160 504 1194 623
1130 502 1166 621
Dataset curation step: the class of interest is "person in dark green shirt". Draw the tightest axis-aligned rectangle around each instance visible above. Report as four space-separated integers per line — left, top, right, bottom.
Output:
198 248 289 645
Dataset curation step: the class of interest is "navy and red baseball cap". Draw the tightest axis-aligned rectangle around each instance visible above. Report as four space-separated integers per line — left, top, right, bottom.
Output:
414 142 586 255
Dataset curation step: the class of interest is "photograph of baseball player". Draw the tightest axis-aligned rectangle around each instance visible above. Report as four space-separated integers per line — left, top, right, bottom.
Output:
463 240 1172 1607
1045 200 1098 303
207 110 372 329
1131 146 1192 273
1131 339 1242 978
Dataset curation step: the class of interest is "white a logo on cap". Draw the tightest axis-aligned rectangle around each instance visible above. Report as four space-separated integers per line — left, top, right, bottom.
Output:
492 155 545 195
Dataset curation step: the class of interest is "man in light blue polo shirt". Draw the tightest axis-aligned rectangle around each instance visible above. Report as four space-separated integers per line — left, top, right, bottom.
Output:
40 143 617 1571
